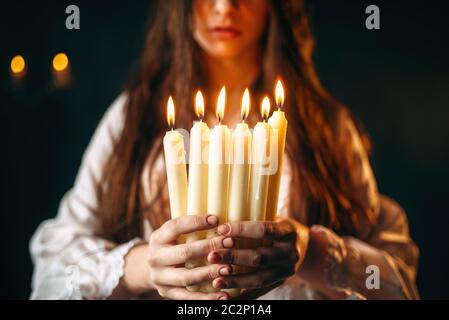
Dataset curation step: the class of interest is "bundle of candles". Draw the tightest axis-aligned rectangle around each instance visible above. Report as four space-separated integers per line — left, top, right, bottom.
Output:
163 80 288 295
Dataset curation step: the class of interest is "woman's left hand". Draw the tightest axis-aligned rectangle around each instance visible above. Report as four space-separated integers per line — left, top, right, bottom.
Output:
207 218 309 298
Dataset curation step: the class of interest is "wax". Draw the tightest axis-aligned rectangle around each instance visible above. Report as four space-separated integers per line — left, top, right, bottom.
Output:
207 124 231 225
266 110 288 221
163 130 188 220
228 122 252 222
187 121 210 218
249 121 273 221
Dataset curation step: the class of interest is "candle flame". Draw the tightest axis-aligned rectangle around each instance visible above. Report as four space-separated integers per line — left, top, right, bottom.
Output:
241 88 250 121
195 90 205 120
167 96 175 129
261 96 271 121
275 79 285 108
216 86 226 122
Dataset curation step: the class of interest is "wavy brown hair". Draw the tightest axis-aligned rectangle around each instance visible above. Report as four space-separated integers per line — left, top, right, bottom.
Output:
97 0 376 243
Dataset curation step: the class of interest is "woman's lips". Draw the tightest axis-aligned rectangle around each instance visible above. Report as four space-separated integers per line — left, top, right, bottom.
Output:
209 26 242 39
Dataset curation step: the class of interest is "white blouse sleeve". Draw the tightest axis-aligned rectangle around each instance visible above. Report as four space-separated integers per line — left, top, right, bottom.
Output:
29 94 142 300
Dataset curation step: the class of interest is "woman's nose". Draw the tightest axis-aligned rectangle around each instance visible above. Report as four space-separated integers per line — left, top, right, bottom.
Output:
212 0 238 15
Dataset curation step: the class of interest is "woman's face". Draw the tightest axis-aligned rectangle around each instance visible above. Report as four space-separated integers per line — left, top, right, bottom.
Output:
192 0 269 59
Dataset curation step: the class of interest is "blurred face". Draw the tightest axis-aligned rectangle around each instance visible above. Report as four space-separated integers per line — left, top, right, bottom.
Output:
192 0 269 59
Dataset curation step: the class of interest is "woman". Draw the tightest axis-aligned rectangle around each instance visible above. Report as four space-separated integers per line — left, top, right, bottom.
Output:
30 0 419 300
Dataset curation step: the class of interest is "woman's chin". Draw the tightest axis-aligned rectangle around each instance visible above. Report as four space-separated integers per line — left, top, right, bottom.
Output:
202 43 248 60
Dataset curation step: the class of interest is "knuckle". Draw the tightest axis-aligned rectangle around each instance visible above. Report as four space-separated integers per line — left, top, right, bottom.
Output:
193 215 204 227
169 218 180 234
180 245 193 261
148 253 158 266
180 274 190 287
207 267 217 280
208 238 219 251
189 215 204 228
237 221 244 236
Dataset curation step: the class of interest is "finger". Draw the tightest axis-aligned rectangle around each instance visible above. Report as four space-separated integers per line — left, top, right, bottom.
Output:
155 215 219 244
150 236 235 266
160 286 229 300
154 264 233 287
217 220 296 242
212 266 295 290
208 246 299 268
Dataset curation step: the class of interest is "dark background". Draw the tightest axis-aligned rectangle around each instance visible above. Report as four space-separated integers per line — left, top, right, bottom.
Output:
1 0 448 299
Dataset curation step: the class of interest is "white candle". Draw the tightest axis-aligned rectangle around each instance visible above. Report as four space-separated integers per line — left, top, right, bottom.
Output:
226 88 252 297
185 91 210 292
202 87 231 293
228 89 252 222
266 80 288 221
249 96 273 221
207 86 231 232
163 97 188 220
187 91 210 223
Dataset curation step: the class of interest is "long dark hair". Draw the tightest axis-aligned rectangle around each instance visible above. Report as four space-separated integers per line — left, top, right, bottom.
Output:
97 0 376 243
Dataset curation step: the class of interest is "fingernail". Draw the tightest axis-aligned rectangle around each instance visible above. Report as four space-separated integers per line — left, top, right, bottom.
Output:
222 237 234 248
207 215 219 226
219 266 232 276
218 295 228 300
218 224 230 235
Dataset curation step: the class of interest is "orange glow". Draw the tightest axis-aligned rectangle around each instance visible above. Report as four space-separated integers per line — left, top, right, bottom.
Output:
52 53 69 72
241 88 251 121
216 86 226 122
195 90 205 120
261 96 271 121
275 79 285 108
10 55 25 74
167 96 175 129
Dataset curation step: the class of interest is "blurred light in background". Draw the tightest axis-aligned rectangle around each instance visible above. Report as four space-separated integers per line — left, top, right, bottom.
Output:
10 55 26 74
52 53 69 72
52 52 71 88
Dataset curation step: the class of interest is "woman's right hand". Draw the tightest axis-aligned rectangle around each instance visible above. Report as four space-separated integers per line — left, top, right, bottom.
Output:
148 215 235 300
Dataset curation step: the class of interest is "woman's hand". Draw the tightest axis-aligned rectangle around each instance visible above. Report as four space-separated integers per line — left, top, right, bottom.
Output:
147 215 235 300
206 218 309 298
